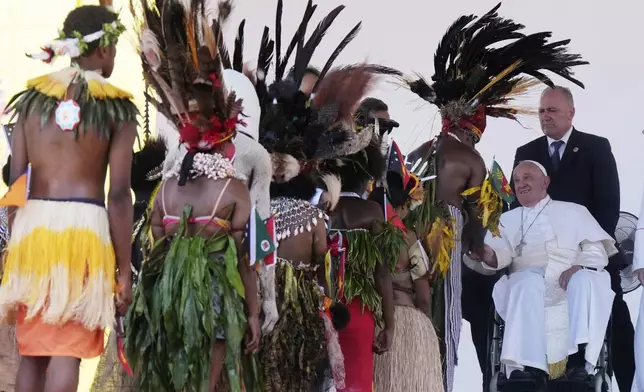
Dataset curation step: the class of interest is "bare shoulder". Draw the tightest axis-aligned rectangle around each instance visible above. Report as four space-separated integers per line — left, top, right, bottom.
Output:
225 177 251 201
362 199 384 220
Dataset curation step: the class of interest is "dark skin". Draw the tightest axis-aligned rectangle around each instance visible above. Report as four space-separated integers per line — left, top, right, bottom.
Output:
276 216 330 296
390 205 432 314
329 187 395 354
12 45 136 392
407 129 487 252
149 175 260 392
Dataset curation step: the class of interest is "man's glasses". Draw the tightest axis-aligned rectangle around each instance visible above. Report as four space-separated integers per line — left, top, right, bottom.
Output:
376 118 400 135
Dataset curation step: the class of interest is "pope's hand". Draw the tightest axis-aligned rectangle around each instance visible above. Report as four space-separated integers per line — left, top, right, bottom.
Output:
470 245 495 264
558 265 582 291
636 269 644 285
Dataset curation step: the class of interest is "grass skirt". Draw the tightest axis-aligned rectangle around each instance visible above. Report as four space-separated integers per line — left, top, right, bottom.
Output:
259 260 327 392
373 305 444 392
125 205 258 392
0 199 115 358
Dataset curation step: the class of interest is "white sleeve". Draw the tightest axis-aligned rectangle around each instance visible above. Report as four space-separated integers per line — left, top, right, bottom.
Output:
576 240 609 270
483 230 513 270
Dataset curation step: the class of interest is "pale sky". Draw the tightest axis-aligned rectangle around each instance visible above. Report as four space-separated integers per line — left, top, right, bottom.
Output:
1 0 642 391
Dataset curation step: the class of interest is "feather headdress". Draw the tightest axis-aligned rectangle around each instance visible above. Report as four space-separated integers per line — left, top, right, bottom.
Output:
405 3 588 142
257 0 398 188
131 0 244 184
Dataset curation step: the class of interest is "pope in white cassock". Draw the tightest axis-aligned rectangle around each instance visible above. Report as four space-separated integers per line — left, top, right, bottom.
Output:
470 160 617 386
632 184 644 389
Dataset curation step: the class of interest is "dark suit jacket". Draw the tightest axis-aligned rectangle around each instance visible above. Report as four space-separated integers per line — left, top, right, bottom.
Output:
511 128 620 241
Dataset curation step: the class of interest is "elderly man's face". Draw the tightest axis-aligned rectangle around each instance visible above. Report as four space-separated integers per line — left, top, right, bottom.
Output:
513 163 550 207
539 89 575 140
300 73 318 96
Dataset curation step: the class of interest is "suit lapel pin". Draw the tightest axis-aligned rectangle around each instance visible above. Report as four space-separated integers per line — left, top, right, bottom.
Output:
573 147 579 152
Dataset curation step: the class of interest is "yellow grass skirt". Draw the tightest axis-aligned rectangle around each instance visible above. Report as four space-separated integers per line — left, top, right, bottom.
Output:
0 199 116 358
373 305 444 392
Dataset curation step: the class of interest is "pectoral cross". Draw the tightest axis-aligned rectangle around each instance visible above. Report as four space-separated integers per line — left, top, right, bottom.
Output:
515 240 526 257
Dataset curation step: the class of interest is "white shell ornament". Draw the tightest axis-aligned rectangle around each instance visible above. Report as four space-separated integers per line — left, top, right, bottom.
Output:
55 99 81 132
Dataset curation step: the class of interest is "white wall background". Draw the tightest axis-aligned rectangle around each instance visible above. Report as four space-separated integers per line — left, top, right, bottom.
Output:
2 0 640 390
206 1 643 390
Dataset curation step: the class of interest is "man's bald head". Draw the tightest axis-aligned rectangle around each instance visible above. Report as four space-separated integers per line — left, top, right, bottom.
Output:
513 160 550 207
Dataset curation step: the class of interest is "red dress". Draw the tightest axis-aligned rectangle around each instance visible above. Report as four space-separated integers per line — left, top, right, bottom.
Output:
336 300 375 392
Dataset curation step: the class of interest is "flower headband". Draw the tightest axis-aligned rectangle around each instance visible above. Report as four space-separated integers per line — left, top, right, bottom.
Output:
28 20 126 64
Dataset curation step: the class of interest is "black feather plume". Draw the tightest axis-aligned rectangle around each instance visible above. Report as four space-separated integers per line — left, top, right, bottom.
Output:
233 19 245 72
276 0 316 80
212 19 232 69
275 0 283 72
292 5 345 86
406 2 588 129
312 22 362 93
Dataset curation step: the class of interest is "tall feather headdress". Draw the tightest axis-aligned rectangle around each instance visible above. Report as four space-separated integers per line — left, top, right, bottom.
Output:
131 0 245 184
258 0 400 188
132 1 241 148
405 3 588 142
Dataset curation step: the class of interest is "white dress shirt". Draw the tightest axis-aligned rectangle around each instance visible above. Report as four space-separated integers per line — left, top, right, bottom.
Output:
547 126 573 159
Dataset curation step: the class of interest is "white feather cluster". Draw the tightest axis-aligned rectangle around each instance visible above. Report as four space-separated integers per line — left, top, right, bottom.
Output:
164 152 236 181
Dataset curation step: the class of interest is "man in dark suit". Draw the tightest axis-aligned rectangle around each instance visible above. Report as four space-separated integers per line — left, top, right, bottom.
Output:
512 86 634 390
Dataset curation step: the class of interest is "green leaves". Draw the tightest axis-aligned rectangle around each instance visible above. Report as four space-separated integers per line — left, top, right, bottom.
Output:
125 205 258 391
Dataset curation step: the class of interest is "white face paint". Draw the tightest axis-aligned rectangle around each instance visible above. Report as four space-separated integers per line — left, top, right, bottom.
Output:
223 69 260 141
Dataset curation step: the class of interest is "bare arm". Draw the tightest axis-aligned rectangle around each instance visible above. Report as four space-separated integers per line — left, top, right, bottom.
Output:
150 190 165 241
370 204 395 332
413 278 431 314
313 219 331 296
7 117 28 227
230 182 260 318
108 122 137 278
463 156 487 252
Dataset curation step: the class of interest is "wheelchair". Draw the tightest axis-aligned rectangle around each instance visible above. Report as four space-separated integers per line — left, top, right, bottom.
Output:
484 304 613 392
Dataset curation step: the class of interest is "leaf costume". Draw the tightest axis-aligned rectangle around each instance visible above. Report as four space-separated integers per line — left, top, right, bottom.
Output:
126 206 257 392
123 0 264 390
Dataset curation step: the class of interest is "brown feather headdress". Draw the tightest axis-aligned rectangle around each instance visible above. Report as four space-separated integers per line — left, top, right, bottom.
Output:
131 0 245 184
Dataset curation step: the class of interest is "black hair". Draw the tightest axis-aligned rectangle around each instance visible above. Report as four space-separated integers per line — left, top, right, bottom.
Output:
2 155 10 187
269 173 317 201
322 142 386 194
356 97 388 117
304 66 321 78
62 5 118 56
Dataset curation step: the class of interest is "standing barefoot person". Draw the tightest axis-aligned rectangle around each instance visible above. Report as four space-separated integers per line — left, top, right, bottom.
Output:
321 134 399 392
255 12 372 387
123 1 260 391
0 4 136 392
369 161 443 391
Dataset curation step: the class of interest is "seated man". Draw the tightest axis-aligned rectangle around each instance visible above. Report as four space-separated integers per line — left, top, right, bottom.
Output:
471 160 616 386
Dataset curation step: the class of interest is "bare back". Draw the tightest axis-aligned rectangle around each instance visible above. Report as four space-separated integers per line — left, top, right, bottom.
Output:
435 137 486 209
19 112 111 200
157 177 248 238
329 197 383 232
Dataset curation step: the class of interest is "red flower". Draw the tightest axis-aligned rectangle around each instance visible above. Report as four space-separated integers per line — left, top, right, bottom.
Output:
179 123 201 149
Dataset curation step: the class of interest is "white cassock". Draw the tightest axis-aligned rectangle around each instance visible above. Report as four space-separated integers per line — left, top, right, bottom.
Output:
633 185 644 390
483 196 617 377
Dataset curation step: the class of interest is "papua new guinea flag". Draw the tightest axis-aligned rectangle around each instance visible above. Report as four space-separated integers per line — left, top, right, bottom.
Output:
489 160 515 204
243 205 277 265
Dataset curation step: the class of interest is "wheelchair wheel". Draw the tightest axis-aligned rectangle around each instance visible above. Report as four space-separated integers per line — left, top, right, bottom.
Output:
594 371 611 392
